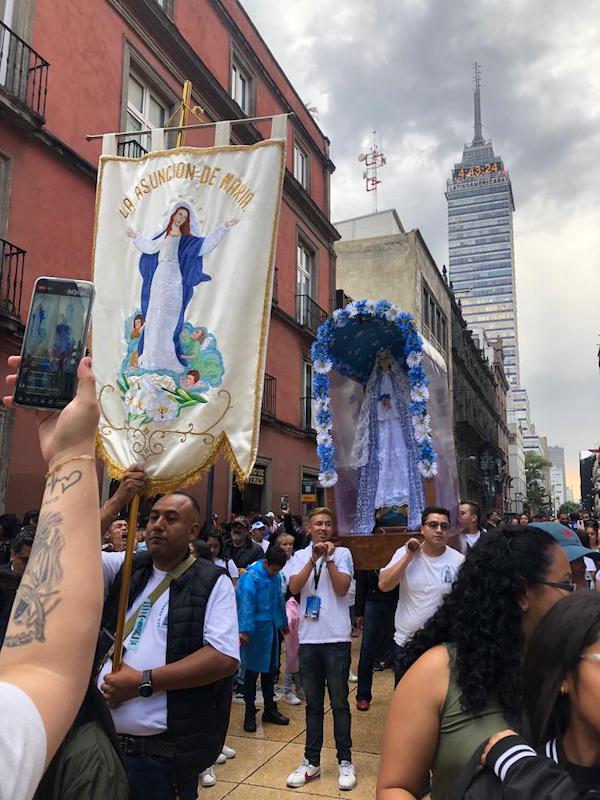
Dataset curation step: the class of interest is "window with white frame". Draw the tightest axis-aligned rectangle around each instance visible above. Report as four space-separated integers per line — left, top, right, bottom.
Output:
302 360 314 429
293 141 309 189
125 73 168 154
296 239 316 326
231 56 253 115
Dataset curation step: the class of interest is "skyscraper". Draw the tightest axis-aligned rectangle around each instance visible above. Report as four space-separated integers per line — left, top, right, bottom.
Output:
446 64 520 389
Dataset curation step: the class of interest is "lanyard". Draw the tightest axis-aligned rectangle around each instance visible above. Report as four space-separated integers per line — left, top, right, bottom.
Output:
313 557 325 592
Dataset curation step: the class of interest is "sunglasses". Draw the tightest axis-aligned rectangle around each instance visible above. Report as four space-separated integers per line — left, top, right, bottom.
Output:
424 521 450 531
539 580 576 593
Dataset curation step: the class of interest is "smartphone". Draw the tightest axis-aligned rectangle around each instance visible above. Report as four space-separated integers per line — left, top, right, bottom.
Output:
280 495 289 511
14 277 95 410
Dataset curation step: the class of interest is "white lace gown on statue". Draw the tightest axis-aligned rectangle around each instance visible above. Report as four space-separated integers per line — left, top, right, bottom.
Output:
134 234 185 373
374 371 410 509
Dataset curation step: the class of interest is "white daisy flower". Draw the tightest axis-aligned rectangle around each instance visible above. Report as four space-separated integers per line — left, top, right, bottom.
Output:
316 430 333 446
410 384 430 402
318 471 338 488
346 302 359 317
406 351 423 368
418 461 438 478
313 358 333 374
384 306 400 322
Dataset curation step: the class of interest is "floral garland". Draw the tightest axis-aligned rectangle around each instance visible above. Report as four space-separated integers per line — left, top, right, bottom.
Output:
311 299 438 488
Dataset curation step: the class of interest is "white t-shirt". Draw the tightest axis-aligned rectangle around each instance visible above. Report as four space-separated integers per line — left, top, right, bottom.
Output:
214 557 239 579
98 552 240 735
464 532 481 549
285 545 354 645
251 538 269 553
384 545 465 646
0 681 46 800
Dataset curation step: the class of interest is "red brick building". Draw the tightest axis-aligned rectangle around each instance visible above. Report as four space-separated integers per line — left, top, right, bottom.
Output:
0 0 337 519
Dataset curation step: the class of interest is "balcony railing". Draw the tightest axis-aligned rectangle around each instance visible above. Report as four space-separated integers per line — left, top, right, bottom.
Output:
0 238 25 318
300 395 314 431
295 293 327 334
117 139 149 159
262 373 276 417
0 21 49 119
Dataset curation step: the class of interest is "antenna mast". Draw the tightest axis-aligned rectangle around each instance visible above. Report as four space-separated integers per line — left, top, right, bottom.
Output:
358 131 386 213
472 62 485 146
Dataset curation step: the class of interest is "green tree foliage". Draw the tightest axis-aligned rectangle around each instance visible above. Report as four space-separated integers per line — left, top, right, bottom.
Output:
558 500 581 515
525 451 552 514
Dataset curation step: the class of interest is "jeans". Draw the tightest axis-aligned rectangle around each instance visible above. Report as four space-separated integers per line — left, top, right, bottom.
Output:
299 642 352 765
393 641 407 687
244 669 275 710
357 599 396 702
125 754 199 800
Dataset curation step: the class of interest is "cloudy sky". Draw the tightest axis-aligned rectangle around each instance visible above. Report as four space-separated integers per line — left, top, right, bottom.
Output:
243 0 600 494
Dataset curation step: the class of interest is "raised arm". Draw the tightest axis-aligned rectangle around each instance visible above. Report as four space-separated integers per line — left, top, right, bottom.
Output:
0 355 102 767
379 539 421 592
128 228 162 254
199 224 229 256
100 465 146 534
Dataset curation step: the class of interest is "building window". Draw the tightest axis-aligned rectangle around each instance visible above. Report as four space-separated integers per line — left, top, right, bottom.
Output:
296 238 317 326
125 73 168 154
422 280 447 355
231 54 254 115
301 361 314 430
301 472 325 515
293 141 310 189
0 153 11 238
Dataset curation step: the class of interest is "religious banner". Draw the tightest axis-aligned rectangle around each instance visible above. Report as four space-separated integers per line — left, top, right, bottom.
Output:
92 141 285 492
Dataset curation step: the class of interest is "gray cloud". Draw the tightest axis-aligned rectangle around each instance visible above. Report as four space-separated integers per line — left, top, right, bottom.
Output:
242 0 600 491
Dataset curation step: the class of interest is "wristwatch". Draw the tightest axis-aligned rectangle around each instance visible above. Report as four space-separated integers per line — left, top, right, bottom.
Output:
326 555 334 563
138 669 154 698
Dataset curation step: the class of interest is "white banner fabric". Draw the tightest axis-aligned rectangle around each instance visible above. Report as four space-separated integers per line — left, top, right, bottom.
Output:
92 141 285 493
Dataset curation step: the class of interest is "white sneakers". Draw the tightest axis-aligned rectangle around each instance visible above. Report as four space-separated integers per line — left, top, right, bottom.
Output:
338 761 357 791
282 690 302 705
286 760 356 790
286 759 321 787
200 767 217 787
214 752 227 765
221 744 236 759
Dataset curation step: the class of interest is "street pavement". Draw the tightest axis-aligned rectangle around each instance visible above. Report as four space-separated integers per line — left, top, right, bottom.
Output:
201 638 392 798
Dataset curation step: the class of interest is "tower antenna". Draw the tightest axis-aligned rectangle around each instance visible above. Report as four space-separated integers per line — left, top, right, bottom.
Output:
357 130 386 213
472 62 485 146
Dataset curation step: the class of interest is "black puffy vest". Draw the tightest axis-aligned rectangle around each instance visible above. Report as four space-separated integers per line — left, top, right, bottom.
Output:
98 552 232 775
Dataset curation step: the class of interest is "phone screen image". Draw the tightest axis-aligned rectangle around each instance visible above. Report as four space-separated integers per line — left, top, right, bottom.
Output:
15 278 94 410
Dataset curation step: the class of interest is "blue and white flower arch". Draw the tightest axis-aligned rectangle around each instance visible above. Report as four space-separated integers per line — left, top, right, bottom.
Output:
311 299 438 488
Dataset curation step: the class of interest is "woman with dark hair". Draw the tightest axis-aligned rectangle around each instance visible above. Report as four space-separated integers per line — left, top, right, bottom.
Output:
454 592 600 798
377 526 573 800
206 531 239 586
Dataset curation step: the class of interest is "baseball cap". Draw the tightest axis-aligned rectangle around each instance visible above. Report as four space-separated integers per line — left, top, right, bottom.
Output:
265 512 275 519
251 521 265 530
231 516 249 529
532 522 600 562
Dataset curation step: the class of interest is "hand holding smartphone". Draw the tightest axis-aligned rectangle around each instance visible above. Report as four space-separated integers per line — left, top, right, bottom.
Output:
14 277 94 411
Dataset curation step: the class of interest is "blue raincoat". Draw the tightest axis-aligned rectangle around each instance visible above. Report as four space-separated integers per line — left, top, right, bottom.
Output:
236 560 287 674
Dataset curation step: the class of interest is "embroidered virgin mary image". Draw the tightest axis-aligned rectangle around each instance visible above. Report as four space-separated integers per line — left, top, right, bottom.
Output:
126 201 239 373
116 201 235 428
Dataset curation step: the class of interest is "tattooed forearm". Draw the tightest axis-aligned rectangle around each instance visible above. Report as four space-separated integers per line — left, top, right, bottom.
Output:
4 511 64 647
45 469 82 501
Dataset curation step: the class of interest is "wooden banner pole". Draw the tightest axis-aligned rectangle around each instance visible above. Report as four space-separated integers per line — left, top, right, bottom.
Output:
175 80 192 149
112 493 141 672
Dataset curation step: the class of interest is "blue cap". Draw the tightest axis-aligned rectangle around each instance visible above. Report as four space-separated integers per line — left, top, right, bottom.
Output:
531 522 600 563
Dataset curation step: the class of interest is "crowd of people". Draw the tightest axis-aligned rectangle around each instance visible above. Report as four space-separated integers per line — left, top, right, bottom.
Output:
3 356 600 800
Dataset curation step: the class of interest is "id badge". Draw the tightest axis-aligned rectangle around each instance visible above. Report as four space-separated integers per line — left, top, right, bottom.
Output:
305 595 321 620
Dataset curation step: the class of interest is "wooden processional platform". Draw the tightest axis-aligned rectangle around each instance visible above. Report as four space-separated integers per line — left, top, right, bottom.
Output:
337 527 423 570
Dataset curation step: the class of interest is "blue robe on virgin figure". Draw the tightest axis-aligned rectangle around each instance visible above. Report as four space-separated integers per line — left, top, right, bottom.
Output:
236 560 287 674
137 233 211 369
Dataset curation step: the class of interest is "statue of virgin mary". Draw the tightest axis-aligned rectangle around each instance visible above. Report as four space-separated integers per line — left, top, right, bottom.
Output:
127 201 239 373
350 349 425 532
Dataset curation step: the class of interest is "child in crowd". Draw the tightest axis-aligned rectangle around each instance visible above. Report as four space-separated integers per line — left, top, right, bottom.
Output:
275 533 305 706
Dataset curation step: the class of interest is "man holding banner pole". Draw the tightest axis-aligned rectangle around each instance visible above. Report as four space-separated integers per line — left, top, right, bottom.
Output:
97 492 240 800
